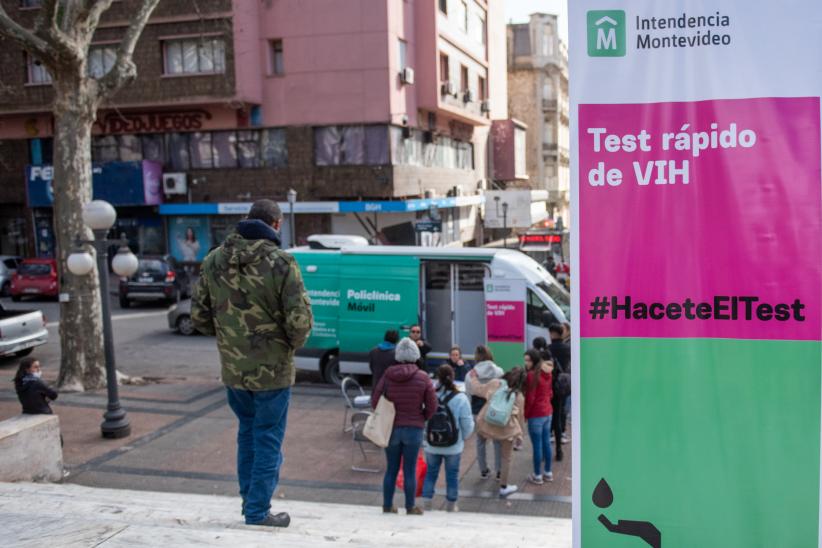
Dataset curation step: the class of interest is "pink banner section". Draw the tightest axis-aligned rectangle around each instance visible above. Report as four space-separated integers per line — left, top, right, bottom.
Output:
580 97 821 341
486 301 525 343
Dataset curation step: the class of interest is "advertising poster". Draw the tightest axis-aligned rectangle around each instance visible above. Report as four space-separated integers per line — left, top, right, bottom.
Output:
571 2 822 546
484 278 525 370
168 216 211 263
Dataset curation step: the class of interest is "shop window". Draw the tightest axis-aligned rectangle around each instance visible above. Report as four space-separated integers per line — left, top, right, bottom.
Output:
118 134 143 161
189 132 213 168
163 38 225 75
141 134 166 165
92 135 119 162
315 125 388 166
29 138 53 165
26 53 51 84
167 133 191 171
212 131 238 168
237 131 261 168
88 45 117 78
261 128 287 167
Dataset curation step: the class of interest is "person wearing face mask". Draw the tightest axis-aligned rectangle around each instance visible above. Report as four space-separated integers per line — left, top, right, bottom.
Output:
14 357 58 415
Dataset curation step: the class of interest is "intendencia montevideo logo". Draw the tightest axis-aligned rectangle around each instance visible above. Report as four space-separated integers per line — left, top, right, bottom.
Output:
588 9 732 56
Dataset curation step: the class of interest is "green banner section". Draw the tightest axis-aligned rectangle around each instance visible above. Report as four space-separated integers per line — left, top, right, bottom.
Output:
487 342 524 372
581 338 821 547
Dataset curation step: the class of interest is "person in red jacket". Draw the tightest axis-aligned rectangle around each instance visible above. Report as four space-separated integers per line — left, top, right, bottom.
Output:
523 348 554 484
371 337 438 515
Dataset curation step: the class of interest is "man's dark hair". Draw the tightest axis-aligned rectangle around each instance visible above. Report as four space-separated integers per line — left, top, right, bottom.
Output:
548 323 564 337
532 336 548 350
384 330 400 344
248 199 283 226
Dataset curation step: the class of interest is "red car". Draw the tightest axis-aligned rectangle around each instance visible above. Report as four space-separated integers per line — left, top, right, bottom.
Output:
11 259 59 301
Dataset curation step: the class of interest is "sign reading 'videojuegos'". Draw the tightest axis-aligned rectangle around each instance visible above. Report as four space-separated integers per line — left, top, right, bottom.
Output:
571 2 822 547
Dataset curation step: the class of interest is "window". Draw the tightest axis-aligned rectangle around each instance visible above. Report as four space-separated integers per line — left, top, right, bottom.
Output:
315 125 389 166
92 136 119 162
398 39 407 70
20 0 41 7
542 80 553 101
269 39 284 75
88 46 117 78
211 131 237 168
26 54 51 84
460 65 468 92
544 119 555 145
189 132 214 168
438 0 447 14
163 38 225 75
457 0 468 31
168 133 191 171
118 134 142 161
542 25 554 56
261 128 288 167
527 289 556 327
390 127 473 171
237 130 261 168
478 76 486 102
141 134 166 165
513 27 531 56
472 12 486 45
439 54 449 83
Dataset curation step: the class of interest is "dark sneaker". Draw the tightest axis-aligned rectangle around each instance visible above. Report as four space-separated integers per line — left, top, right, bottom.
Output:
406 506 424 515
480 468 490 479
382 506 398 514
247 512 290 528
555 450 564 462
496 471 501 481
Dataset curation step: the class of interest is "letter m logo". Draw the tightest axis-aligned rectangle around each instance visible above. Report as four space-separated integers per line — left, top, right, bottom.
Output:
587 10 626 57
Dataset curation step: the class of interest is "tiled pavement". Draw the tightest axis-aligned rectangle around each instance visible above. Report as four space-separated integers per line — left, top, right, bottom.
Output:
0 365 571 519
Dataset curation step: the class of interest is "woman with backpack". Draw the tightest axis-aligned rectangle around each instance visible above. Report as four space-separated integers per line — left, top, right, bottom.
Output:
523 348 554 484
465 345 504 481
421 364 474 512
472 367 527 498
371 337 438 515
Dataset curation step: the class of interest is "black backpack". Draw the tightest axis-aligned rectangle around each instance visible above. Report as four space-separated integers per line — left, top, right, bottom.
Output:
553 359 571 399
426 391 460 447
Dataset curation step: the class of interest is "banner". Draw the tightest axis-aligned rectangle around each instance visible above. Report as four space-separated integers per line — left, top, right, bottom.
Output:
571 2 822 547
485 278 526 370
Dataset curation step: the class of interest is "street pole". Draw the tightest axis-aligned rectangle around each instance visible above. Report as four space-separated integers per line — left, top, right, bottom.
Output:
287 189 297 248
93 231 131 439
502 202 509 249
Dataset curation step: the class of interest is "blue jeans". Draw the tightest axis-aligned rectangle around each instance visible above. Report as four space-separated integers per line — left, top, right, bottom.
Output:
383 426 423 510
226 387 291 524
422 452 461 502
528 415 553 476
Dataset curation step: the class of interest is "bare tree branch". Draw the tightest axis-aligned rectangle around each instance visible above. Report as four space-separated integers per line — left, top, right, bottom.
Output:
78 0 115 31
0 4 57 65
98 0 160 98
34 0 82 63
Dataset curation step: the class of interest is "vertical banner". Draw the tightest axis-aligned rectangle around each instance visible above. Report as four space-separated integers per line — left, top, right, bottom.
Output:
485 278 526 370
570 2 822 547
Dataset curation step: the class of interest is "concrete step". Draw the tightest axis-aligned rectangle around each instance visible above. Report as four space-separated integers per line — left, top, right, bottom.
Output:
0 482 571 547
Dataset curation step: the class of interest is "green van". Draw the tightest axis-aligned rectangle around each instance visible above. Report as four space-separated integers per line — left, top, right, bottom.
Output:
290 236 570 384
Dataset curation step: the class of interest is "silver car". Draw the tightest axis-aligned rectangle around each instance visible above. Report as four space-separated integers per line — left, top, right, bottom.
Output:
0 256 21 297
167 298 196 336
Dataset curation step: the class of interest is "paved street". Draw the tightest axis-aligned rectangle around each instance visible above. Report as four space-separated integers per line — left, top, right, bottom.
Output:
0 297 572 522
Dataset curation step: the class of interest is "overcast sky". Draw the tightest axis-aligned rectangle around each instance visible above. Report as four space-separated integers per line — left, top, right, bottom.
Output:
504 0 568 42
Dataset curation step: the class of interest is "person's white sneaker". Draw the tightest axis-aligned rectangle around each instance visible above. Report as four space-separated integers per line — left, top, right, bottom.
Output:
499 485 518 498
446 501 459 513
561 434 570 444
544 471 554 482
527 473 544 485
422 498 433 511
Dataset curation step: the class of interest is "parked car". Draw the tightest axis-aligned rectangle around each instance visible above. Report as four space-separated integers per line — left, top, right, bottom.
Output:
168 298 197 336
0 256 21 297
0 301 48 357
120 257 190 308
10 259 58 301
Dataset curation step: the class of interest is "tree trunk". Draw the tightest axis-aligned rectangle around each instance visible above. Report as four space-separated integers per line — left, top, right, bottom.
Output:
53 76 106 392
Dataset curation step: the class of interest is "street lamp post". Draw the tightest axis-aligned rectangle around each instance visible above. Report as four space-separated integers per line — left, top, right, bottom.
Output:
287 189 297 248
67 200 139 439
493 196 510 249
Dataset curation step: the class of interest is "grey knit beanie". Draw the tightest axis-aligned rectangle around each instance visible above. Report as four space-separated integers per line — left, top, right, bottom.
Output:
395 337 421 363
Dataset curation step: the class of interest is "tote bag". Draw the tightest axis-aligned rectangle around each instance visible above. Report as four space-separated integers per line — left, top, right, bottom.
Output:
364 384 395 448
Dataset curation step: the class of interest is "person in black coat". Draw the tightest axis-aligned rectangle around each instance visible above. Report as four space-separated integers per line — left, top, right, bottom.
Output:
548 324 571 373
409 324 432 371
14 357 58 415
369 329 400 388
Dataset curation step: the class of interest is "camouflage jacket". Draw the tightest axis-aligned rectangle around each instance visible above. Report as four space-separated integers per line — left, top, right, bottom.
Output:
191 228 313 391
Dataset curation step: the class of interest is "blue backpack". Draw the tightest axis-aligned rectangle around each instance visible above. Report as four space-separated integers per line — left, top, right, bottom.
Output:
485 380 515 427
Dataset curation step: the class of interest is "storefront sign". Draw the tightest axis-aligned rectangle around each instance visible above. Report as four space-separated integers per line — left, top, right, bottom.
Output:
572 2 822 547
26 161 163 208
93 110 213 134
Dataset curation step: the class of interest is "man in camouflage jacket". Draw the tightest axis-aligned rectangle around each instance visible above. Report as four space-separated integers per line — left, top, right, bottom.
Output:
192 199 312 528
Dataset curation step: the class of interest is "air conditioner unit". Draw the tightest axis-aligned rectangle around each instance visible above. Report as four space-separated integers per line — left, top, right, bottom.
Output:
400 67 415 85
463 90 473 103
480 100 491 113
441 81 457 96
162 173 187 195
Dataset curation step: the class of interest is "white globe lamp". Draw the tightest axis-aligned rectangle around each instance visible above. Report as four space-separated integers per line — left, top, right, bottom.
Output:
112 247 139 278
83 200 117 231
66 251 95 276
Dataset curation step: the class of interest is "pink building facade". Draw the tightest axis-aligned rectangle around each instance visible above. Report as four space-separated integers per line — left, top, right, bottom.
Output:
0 0 508 257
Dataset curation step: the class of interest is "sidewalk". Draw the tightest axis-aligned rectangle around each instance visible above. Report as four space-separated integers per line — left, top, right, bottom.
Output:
0 369 571 521
0 482 571 547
